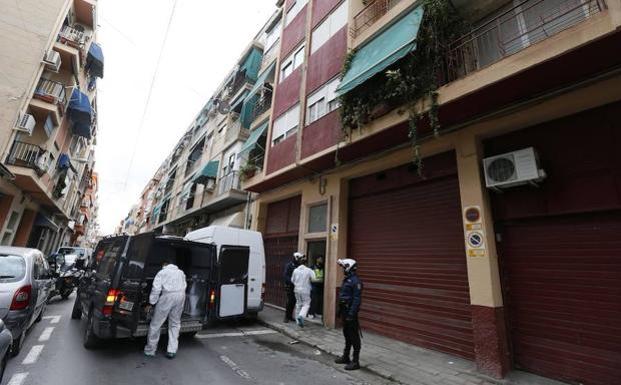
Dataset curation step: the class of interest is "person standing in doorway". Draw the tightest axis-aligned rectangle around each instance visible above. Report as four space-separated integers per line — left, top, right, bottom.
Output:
282 252 300 323
291 252 315 327
335 258 362 370
309 256 324 319
144 256 187 359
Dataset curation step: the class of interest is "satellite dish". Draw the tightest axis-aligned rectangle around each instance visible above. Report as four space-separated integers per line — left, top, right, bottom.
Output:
217 100 231 115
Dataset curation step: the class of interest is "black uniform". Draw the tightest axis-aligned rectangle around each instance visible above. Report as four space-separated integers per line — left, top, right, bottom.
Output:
338 272 363 364
283 261 297 321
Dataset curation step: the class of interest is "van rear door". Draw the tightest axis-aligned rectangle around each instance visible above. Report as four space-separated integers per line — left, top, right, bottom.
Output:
216 245 249 319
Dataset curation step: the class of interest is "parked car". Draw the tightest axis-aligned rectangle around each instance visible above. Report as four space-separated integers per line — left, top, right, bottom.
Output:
0 247 52 355
0 319 12 382
72 233 250 349
185 226 266 317
54 247 90 267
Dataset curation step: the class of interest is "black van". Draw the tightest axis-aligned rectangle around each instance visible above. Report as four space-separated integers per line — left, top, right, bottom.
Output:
72 233 249 348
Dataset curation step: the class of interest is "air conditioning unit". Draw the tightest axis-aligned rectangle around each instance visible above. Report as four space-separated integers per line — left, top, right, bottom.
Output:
204 178 216 192
35 151 50 174
43 50 61 72
483 147 546 189
15 112 36 135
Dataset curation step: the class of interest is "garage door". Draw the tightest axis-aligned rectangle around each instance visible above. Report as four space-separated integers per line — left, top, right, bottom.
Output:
499 211 621 385
348 152 474 360
263 196 301 307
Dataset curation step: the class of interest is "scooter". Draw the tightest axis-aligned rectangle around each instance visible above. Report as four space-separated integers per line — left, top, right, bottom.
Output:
48 254 86 300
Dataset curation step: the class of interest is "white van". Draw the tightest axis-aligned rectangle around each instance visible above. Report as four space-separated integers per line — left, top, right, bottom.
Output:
185 226 265 316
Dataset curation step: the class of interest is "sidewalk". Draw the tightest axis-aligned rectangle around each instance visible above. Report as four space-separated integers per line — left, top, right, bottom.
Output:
258 306 566 385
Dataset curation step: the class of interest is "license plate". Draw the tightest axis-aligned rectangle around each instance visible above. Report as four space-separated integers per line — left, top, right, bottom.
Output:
119 300 133 311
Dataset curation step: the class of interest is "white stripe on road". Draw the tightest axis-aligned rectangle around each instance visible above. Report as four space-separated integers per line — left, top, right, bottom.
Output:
196 329 277 339
7 373 28 385
43 315 61 324
38 327 55 342
219 355 251 380
22 345 44 365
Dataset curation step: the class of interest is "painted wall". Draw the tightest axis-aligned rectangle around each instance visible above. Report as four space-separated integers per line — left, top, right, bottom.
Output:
305 27 347 94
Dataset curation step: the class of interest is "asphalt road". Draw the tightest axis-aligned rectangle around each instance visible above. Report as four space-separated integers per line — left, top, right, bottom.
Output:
3 294 395 385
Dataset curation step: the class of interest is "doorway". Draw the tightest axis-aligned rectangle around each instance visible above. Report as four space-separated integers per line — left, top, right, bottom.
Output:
306 239 326 321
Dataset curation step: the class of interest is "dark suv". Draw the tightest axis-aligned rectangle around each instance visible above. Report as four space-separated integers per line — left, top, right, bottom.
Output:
72 233 249 348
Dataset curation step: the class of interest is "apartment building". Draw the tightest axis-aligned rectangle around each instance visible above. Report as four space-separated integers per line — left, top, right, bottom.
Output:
0 0 102 254
243 0 621 383
123 10 282 237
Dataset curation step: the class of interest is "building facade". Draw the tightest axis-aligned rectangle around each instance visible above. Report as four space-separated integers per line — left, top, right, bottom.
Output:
243 0 621 384
0 0 102 254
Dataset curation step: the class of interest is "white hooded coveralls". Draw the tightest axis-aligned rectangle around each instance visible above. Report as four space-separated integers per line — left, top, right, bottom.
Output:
291 265 315 319
144 264 187 355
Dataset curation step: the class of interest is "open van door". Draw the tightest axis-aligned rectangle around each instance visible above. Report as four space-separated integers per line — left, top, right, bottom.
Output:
216 245 249 320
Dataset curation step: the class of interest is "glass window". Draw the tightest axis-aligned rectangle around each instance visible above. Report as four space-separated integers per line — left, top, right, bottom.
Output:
279 44 305 83
308 203 327 233
96 240 124 278
285 0 309 26
311 1 348 54
123 235 151 279
0 255 26 283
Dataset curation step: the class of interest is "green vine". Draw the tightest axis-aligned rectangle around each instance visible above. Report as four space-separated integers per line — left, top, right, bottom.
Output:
339 0 465 175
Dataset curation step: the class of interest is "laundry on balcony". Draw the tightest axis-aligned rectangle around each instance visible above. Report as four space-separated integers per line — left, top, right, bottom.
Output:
68 89 93 125
58 153 77 173
72 121 92 140
194 160 220 184
34 213 59 232
86 42 104 78
337 5 424 95
239 121 268 158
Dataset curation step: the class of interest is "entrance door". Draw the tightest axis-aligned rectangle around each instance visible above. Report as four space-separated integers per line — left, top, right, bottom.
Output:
307 240 325 318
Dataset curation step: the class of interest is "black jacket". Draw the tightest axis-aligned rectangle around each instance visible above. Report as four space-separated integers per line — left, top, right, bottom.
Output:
339 273 362 318
283 261 297 287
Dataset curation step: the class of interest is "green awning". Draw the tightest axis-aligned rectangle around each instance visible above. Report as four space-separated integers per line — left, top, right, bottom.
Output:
240 47 264 82
194 160 220 184
246 62 276 101
239 121 268 158
152 203 162 220
337 5 424 95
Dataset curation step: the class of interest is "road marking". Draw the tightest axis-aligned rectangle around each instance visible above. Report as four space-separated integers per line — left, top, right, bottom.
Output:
43 315 61 324
7 373 28 385
219 355 251 380
196 329 277 339
38 327 55 342
22 345 44 365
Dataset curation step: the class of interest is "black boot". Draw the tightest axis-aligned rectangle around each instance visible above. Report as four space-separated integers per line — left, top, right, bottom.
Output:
345 351 360 370
334 349 351 364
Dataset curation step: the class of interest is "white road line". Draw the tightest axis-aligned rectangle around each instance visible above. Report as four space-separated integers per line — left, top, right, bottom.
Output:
196 329 277 339
42 315 61 324
7 373 28 385
22 345 44 365
38 326 55 342
219 355 251 380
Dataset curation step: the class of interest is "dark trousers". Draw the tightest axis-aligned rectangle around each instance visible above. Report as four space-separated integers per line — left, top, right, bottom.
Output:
310 283 323 315
342 316 361 362
285 285 296 320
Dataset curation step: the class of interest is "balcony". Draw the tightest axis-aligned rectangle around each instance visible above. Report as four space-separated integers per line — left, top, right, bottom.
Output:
6 141 48 174
217 171 241 195
351 0 404 39
74 0 97 27
444 0 605 83
228 72 254 99
30 78 68 125
224 117 250 145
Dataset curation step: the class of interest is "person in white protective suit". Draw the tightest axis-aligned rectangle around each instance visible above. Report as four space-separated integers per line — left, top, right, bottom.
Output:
144 256 187 359
290 252 315 327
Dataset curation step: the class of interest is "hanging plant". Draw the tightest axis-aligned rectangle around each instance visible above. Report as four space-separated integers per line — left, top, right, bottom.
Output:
339 0 466 174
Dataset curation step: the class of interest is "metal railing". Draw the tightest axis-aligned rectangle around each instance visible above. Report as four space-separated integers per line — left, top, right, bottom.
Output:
229 71 252 97
34 78 67 107
58 25 87 48
251 95 272 122
351 0 403 38
6 141 45 170
217 171 241 195
445 0 605 83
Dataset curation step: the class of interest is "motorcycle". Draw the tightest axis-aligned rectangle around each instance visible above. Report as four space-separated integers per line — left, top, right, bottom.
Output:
47 254 86 300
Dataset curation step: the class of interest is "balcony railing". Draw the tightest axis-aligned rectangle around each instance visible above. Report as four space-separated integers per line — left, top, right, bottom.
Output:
251 95 272 122
34 78 67 109
351 0 403 38
445 0 605 83
217 171 241 195
58 25 87 48
6 141 46 171
229 71 252 97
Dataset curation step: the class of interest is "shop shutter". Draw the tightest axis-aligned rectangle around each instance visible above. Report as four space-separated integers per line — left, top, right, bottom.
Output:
499 211 621 385
348 152 474 359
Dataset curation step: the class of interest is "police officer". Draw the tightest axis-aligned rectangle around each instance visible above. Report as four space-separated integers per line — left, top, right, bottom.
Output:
335 258 362 370
282 252 303 323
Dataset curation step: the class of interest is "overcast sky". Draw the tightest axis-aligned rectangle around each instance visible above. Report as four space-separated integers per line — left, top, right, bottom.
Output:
96 0 277 234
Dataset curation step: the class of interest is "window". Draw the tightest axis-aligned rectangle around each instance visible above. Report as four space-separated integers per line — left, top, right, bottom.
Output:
185 137 205 176
272 104 300 145
0 255 26 283
264 23 281 50
1 211 20 246
285 0 309 26
311 1 348 54
186 183 197 210
308 203 327 233
96 240 124 279
279 44 305 83
306 77 341 125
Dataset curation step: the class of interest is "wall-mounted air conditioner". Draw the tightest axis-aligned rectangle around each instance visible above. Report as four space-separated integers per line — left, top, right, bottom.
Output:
483 147 546 190
204 178 216 192
35 151 50 173
15 112 36 135
43 50 61 72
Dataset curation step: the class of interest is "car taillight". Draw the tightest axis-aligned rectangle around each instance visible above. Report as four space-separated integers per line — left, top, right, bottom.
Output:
10 285 32 310
208 288 216 309
103 288 123 317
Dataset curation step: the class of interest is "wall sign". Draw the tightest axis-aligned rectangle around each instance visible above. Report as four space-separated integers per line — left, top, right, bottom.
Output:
463 206 487 258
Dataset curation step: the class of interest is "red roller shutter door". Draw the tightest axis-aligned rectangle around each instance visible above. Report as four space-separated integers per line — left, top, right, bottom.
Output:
348 152 475 360
264 196 301 307
499 212 621 385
